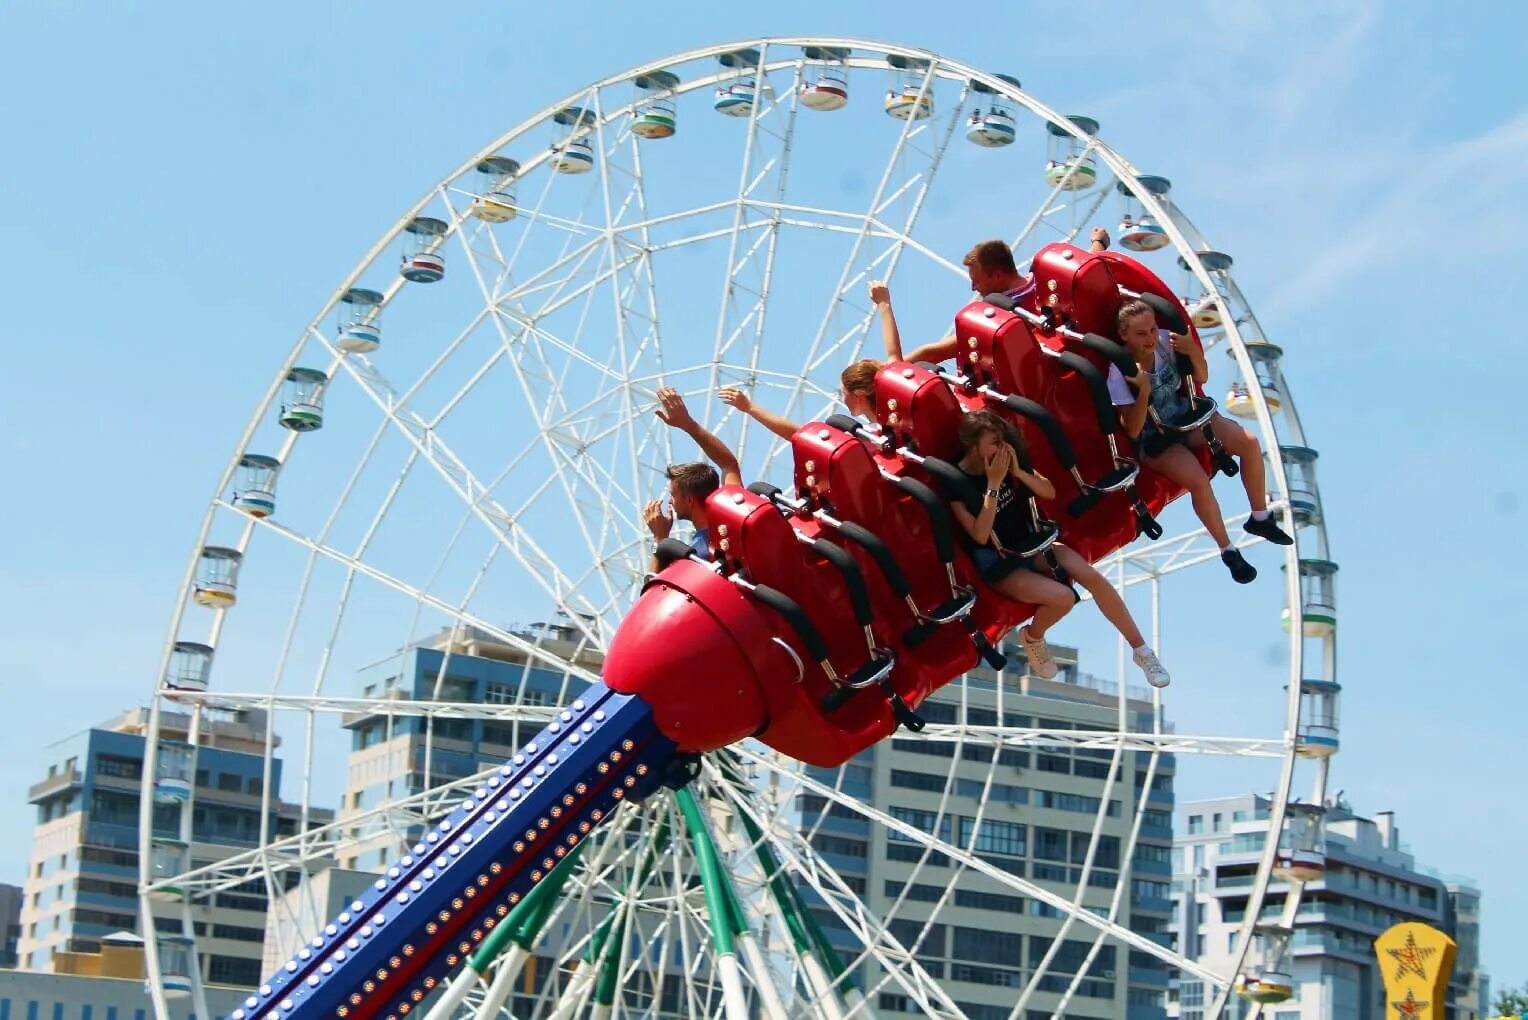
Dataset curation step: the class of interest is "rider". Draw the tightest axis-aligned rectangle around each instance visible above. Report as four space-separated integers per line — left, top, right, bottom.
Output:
950 409 1170 687
723 278 929 437
644 387 743 571
1107 299 1293 584
892 229 1113 369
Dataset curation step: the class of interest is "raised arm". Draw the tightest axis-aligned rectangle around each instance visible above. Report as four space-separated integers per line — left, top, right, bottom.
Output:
656 387 743 486
868 279 906 361
718 387 798 443
870 278 961 367
904 334 960 365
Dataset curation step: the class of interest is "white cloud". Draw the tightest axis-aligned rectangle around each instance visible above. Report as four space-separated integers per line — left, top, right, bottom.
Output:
1262 105 1528 318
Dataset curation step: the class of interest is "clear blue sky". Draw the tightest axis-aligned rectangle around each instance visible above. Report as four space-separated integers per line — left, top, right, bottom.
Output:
3 0 1526 992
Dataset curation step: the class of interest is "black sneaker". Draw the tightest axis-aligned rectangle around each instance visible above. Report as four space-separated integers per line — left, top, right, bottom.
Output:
1222 548 1257 584
1244 515 1294 546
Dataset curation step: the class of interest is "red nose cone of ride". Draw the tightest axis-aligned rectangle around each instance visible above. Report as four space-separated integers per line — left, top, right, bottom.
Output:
602 561 773 753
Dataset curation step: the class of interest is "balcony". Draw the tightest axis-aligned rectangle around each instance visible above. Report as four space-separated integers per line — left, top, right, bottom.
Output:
28 768 83 803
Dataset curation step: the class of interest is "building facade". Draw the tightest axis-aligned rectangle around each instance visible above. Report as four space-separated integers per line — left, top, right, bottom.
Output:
807 642 1175 1020
338 622 603 873
1169 794 1487 1020
17 706 329 990
0 886 20 969
0 933 247 1020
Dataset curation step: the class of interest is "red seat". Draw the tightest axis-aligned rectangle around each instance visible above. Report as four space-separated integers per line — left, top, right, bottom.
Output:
1031 241 1123 336
792 422 976 698
867 362 1038 648
701 484 899 763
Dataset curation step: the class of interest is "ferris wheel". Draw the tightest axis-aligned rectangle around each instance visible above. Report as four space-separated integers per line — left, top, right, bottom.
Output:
139 38 1341 1020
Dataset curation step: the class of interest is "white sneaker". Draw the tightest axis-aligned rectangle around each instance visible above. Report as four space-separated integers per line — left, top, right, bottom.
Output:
1019 626 1058 680
1133 648 1171 689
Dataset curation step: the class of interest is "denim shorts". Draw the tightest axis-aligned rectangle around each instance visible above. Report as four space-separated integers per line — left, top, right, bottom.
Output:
971 545 1034 583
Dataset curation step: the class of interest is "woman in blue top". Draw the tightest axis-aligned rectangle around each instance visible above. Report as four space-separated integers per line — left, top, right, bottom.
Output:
949 410 1169 688
1107 300 1292 585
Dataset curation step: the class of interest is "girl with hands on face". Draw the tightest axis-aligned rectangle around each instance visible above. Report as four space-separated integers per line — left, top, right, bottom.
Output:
951 410 1170 688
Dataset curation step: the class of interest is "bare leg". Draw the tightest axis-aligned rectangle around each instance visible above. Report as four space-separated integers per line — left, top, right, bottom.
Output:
1144 444 1231 547
1206 412 1267 512
1053 545 1145 648
992 568 1074 639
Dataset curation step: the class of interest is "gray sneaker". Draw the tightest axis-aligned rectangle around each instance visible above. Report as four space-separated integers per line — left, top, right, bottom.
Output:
1133 648 1171 689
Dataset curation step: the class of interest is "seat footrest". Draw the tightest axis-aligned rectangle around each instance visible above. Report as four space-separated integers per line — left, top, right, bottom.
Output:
844 655 896 690
1094 463 1139 492
921 590 976 625
1067 488 1105 518
1012 523 1060 558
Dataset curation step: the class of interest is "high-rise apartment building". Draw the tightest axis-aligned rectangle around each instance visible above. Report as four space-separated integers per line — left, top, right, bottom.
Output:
1170 793 1487 1020
18 706 330 989
0 885 21 969
338 621 603 873
809 642 1175 1020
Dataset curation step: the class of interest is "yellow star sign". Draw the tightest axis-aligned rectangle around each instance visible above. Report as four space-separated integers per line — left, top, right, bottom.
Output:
1375 923 1455 1020
1387 931 1438 982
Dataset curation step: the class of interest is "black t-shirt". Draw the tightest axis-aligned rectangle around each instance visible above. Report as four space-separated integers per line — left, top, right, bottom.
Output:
961 470 1034 552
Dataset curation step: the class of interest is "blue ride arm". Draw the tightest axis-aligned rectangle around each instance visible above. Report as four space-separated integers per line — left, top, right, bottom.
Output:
237 688 676 1020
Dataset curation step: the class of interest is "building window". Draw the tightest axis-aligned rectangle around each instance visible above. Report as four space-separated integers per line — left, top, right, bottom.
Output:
1187 814 1204 834
1212 812 1224 832
429 677 477 702
208 954 263 986
94 756 142 781
959 817 1026 857
887 807 952 843
809 834 867 859
889 769 948 793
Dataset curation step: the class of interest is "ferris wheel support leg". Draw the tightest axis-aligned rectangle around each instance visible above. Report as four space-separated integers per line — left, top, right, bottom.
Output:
422 965 481 1020
472 944 529 1020
676 788 753 1020
716 756 856 1017
801 954 849 1020
735 931 791 1020
543 964 596 1020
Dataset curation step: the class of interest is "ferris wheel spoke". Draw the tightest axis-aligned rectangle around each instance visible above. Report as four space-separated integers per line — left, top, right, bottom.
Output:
732 745 1229 987
589 107 666 584
224 503 602 679
902 725 1288 757
1097 499 1292 585
706 47 798 408
330 350 618 642
1042 746 1168 1019
1011 740 1138 1017
149 770 487 896
709 771 970 1018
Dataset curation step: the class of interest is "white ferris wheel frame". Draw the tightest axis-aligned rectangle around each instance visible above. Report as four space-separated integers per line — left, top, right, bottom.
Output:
135 36 1337 1020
